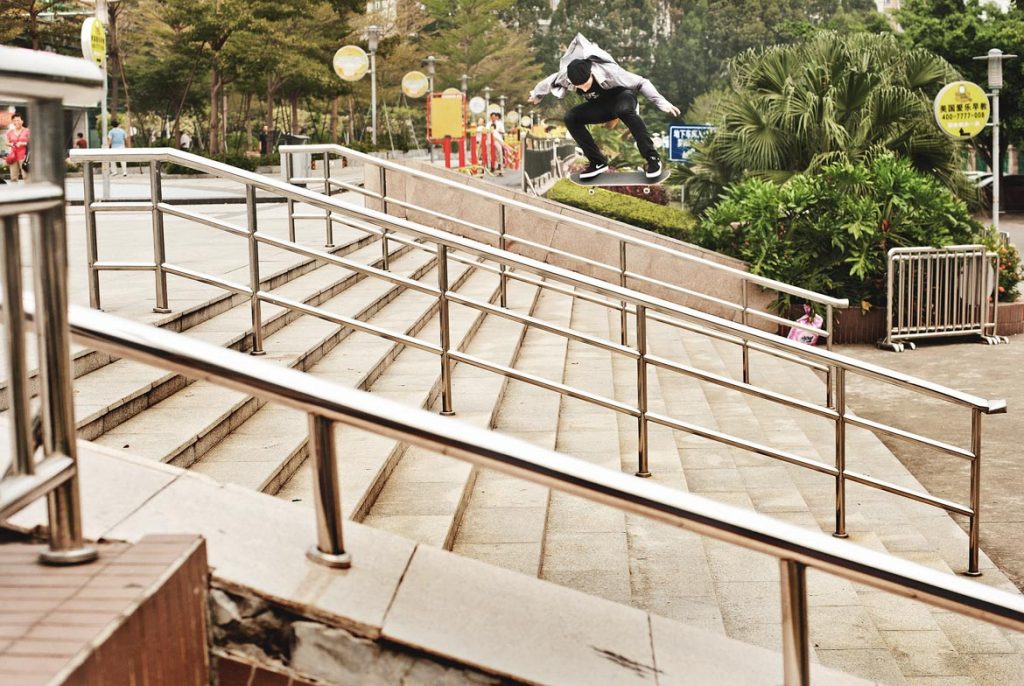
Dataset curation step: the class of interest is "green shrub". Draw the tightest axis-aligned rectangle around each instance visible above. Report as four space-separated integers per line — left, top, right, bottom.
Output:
975 225 1023 303
545 179 695 240
694 153 979 306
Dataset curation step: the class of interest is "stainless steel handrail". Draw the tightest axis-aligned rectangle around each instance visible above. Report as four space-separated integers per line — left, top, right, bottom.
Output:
0 47 102 566
71 147 1005 574
43 298 1024 686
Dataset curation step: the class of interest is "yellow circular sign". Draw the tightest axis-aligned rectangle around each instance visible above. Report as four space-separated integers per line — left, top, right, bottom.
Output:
333 46 369 82
442 88 462 97
401 71 429 98
80 18 106 66
934 81 990 139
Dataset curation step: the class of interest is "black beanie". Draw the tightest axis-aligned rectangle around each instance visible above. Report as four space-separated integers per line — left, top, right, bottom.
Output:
567 59 592 86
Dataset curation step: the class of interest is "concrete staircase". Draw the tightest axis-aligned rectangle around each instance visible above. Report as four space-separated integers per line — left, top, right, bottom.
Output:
37 188 1024 685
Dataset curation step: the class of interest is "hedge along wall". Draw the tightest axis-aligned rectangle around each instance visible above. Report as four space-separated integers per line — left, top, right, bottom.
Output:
363 161 776 329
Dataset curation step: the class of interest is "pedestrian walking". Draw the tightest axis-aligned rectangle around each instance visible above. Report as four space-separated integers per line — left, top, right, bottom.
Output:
528 33 680 180
5 113 29 182
107 118 129 176
74 132 88 149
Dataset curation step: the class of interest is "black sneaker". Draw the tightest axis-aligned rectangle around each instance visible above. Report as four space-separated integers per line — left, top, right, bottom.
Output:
579 161 608 179
645 156 663 179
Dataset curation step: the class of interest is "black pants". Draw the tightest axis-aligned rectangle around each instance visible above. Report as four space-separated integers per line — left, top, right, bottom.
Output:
564 89 657 165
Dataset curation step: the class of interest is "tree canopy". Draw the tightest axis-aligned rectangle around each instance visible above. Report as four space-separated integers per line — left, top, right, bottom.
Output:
683 31 971 212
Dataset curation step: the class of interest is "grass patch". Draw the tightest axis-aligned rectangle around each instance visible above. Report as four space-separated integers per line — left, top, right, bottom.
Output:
545 179 695 240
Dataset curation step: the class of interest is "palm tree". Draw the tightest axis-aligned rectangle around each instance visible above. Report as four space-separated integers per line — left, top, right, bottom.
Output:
683 32 972 213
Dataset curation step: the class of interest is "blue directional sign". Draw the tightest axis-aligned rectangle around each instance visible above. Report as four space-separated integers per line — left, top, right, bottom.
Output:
669 125 713 163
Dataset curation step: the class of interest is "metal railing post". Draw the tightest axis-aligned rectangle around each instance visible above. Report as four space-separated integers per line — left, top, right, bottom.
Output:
323 151 334 248
246 185 266 356
83 161 101 310
619 240 629 346
636 305 651 477
149 160 171 313
741 281 750 385
438 245 455 416
780 559 810 686
379 166 390 270
305 414 351 568
30 97 97 566
1 216 34 478
498 204 508 308
285 152 296 242
967 407 983 576
833 367 848 538
825 304 834 408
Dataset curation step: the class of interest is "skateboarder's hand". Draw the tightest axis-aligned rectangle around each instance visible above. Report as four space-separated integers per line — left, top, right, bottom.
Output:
665 104 681 117
528 96 541 105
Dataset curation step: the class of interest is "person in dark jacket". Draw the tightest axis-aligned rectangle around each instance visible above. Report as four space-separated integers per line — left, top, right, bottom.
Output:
529 34 680 180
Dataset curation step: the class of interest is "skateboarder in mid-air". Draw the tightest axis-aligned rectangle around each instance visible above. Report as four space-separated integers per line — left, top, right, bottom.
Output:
528 33 680 180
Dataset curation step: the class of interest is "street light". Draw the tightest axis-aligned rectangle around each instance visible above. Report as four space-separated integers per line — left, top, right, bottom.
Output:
423 56 436 161
498 94 506 118
461 74 468 93
368 25 380 146
974 48 1018 231
482 86 492 113
423 56 436 94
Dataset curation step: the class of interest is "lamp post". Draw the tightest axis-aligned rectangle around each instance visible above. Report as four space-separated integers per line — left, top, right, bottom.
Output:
974 48 1017 231
423 56 436 162
482 86 492 113
96 0 111 199
499 94 506 118
368 25 380 146
461 73 468 93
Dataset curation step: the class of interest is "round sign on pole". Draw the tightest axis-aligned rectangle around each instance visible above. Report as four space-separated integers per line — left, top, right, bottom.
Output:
487 103 502 115
402 71 429 98
468 96 486 114
80 18 106 66
934 81 990 139
442 87 462 97
333 46 369 82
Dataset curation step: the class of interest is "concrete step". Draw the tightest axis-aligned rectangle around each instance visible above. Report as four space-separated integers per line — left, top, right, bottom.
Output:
64 237 410 445
358 277 542 548
275 267 507 517
451 287 576 576
652 321 1024 683
188 255 478 493
0 225 378 413
538 297 633 605
89 244 432 466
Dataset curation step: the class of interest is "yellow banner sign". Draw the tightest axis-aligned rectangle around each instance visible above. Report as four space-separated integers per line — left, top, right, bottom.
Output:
934 81 990 139
428 92 466 141
333 46 369 82
402 71 429 98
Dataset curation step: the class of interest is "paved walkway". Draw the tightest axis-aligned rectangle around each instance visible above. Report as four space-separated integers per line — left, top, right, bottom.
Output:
836 336 1024 591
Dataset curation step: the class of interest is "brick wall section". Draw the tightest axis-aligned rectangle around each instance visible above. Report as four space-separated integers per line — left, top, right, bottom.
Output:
0 535 208 686
213 652 321 686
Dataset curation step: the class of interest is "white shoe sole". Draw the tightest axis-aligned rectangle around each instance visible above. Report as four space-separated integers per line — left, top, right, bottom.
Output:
580 166 608 180
645 167 662 179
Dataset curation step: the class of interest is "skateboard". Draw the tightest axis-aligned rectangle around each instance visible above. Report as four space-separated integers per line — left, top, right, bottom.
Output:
569 168 671 194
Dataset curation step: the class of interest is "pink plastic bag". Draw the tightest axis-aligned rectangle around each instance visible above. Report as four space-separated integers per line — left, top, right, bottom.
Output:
787 305 824 346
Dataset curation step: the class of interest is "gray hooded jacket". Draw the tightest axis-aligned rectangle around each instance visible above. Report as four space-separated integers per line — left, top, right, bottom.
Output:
529 34 672 113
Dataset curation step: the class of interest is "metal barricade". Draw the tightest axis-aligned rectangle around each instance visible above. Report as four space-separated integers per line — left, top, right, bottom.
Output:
882 245 1009 352
520 135 576 195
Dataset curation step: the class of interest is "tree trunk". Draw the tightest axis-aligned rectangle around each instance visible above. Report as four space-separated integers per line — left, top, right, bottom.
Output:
265 75 275 131
243 92 253 152
290 93 299 132
331 96 339 143
209 64 221 153
348 95 355 142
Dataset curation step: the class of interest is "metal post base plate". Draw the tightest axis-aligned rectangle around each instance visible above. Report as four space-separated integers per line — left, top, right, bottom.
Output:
40 545 99 566
306 545 352 569
635 471 652 478
152 307 172 314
